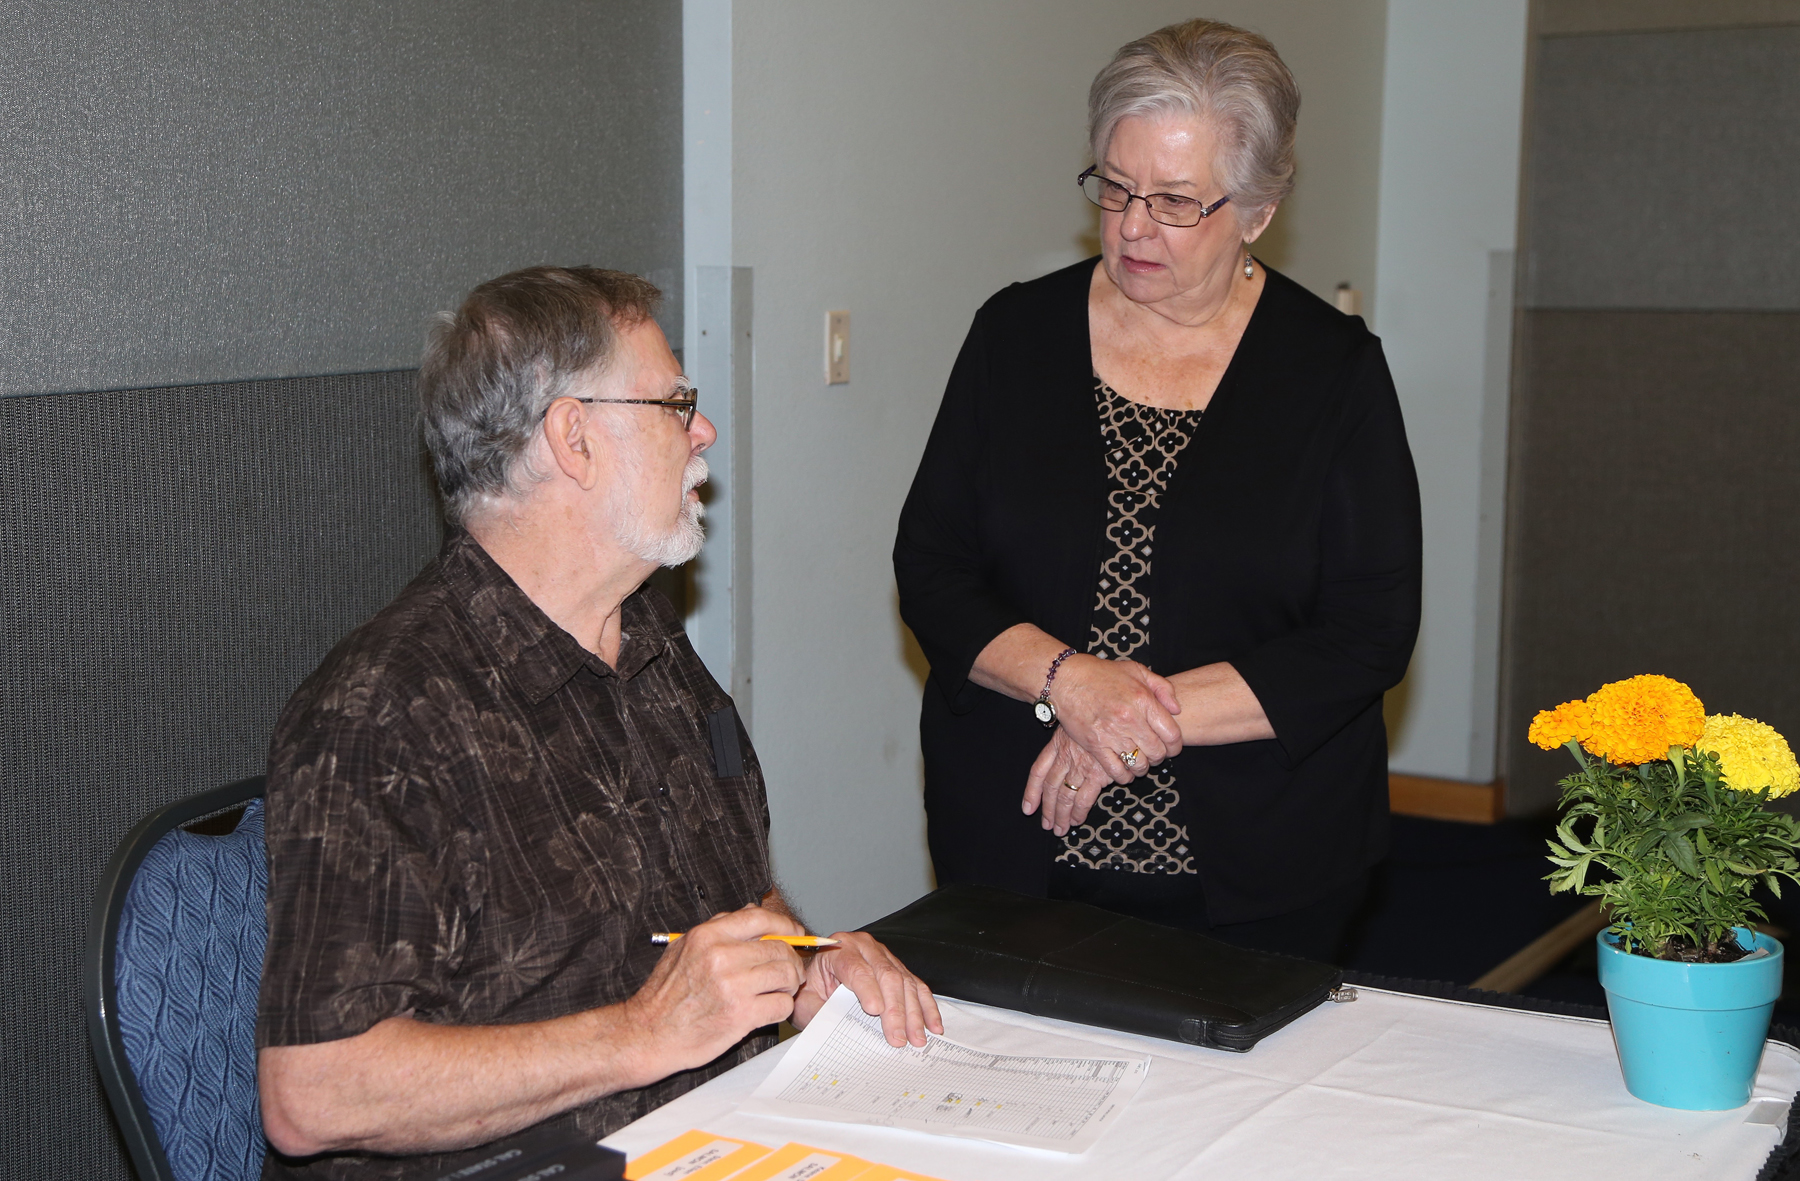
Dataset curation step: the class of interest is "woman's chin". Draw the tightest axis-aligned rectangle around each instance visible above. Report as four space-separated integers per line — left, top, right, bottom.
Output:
1113 271 1175 305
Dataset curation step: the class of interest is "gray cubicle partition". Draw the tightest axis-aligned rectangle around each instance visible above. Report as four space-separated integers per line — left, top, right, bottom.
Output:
0 4 681 1176
1502 18 1800 813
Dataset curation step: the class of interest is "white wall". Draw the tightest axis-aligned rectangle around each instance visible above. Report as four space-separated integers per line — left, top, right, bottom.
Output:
707 1 1388 934
683 0 739 697
1373 1 1528 783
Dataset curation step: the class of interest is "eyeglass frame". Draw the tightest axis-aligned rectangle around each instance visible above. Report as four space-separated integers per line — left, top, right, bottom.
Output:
1077 165 1231 227
563 387 699 431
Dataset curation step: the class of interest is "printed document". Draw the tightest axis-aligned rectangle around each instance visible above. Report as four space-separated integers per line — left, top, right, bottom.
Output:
741 986 1148 1153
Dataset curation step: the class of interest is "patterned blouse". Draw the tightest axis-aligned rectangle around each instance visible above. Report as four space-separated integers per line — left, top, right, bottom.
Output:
1057 380 1203 875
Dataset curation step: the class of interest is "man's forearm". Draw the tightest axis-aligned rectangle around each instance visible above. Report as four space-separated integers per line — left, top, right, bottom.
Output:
262 906 809 1159
259 1003 654 1158
762 886 802 927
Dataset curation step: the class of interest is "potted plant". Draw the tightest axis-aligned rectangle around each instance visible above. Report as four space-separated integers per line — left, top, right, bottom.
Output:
1535 674 1800 1110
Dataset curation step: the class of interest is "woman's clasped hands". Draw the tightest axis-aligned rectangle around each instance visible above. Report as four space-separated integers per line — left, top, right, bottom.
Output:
1021 655 1182 837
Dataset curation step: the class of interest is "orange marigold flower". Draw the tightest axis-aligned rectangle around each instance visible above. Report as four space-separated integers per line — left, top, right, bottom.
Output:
1579 674 1705 765
1529 699 1593 750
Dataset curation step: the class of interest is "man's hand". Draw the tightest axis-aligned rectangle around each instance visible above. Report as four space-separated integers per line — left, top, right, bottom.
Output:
620 905 807 1079
791 932 943 1048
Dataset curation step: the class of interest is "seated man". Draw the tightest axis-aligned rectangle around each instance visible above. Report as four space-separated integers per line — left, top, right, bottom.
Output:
256 266 940 1179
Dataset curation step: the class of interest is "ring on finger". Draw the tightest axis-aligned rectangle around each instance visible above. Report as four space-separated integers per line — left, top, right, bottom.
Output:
1063 782 1079 792
1119 747 1142 769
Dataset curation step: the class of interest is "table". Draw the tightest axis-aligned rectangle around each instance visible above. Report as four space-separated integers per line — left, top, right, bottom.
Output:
603 986 1800 1181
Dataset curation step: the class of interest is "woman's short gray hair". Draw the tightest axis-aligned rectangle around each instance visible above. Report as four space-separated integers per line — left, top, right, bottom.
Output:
418 265 662 525
1088 19 1300 232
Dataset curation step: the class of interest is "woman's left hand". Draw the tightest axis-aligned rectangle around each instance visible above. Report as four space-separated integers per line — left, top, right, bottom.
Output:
1022 728 1114 837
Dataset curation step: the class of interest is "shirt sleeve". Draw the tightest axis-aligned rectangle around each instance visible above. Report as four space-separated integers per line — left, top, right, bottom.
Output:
1230 338 1424 766
256 705 466 1047
893 308 1031 710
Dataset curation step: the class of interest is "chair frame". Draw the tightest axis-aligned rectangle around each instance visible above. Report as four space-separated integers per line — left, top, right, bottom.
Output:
83 775 267 1181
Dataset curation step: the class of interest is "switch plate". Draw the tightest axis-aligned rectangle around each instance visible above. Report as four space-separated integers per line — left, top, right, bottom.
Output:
825 310 850 384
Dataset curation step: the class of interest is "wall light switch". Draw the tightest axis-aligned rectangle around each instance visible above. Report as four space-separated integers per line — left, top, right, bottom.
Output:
825 310 850 384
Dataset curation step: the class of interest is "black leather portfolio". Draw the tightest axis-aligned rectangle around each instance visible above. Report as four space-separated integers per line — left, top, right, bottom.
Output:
861 884 1343 1052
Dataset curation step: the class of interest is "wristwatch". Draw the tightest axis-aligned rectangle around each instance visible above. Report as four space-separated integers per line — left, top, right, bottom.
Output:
1034 647 1077 729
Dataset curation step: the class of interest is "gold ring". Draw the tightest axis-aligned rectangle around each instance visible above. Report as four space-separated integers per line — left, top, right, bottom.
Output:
1063 782 1079 792
1120 748 1142 768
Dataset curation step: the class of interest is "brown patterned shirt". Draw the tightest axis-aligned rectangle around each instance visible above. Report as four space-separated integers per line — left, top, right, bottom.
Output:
257 530 775 1180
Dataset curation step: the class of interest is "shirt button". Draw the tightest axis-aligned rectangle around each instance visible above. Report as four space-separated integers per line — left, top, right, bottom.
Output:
696 886 708 900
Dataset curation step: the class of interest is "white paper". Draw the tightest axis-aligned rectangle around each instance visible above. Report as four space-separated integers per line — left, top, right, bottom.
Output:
742 985 1148 1153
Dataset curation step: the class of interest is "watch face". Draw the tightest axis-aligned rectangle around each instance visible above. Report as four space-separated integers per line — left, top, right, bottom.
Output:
1033 700 1056 726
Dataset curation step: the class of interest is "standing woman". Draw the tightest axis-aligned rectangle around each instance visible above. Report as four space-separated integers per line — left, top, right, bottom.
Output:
894 19 1421 962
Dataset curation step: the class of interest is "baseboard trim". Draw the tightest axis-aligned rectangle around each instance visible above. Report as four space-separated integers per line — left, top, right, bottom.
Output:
1471 900 1609 992
1389 774 1505 824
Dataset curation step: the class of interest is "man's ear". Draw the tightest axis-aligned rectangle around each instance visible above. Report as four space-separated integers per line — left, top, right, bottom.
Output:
542 397 605 492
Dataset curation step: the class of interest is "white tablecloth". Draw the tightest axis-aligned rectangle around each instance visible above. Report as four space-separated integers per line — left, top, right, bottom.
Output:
603 987 1800 1181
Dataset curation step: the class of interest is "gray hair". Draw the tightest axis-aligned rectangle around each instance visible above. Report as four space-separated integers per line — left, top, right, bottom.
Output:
1088 19 1300 233
419 265 662 525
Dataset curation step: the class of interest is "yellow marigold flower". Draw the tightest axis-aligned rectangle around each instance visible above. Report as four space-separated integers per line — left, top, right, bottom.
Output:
1529 699 1593 750
1700 713 1800 798
1579 675 1706 765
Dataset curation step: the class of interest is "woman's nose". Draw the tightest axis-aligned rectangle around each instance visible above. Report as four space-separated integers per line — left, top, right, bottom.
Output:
1118 199 1157 239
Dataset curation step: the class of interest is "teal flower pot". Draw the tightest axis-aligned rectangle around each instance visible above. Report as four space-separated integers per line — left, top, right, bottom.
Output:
1596 927 1783 1110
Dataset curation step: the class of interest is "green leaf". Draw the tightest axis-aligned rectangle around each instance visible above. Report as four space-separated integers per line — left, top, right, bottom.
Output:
1667 834 1701 877
1557 823 1589 854
1705 859 1724 893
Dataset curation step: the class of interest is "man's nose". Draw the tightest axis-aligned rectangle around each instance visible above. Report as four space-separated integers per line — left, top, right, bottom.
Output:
690 410 718 452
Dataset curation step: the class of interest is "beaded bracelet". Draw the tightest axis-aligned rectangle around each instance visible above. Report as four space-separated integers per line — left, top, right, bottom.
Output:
1033 647 1078 728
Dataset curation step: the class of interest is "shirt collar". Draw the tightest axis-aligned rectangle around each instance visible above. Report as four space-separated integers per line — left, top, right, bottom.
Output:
436 530 671 704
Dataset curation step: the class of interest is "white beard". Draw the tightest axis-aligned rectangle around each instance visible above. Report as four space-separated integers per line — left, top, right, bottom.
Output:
614 455 708 567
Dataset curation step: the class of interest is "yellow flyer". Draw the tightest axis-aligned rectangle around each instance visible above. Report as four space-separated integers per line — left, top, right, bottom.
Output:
725 1140 872 1181
623 1129 772 1181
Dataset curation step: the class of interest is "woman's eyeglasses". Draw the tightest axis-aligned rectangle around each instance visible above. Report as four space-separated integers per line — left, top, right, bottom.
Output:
1078 166 1231 227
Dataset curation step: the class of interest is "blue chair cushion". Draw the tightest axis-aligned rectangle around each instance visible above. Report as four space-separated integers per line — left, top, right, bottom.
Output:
117 798 269 1181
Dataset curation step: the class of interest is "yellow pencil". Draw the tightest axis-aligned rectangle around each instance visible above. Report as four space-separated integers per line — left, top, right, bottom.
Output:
649 932 840 947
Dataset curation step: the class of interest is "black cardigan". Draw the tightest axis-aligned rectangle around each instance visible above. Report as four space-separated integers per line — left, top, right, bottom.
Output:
893 259 1422 924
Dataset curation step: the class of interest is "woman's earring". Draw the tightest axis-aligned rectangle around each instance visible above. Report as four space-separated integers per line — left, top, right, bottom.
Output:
1243 253 1255 280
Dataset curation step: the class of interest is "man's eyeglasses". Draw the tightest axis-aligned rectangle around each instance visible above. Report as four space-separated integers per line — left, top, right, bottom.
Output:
569 388 699 430
1078 166 1231 227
